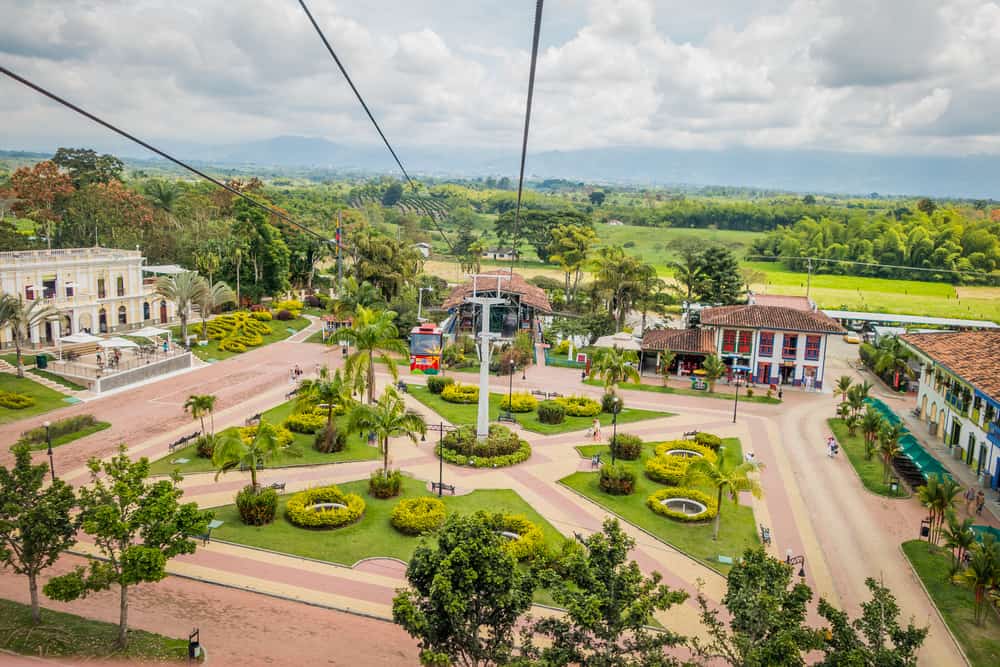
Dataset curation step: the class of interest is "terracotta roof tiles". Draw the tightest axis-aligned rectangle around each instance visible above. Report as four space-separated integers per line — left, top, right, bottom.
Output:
441 270 552 313
700 304 845 334
899 331 1000 401
641 328 715 354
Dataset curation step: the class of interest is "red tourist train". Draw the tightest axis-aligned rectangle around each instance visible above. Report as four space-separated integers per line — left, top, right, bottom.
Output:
409 323 443 375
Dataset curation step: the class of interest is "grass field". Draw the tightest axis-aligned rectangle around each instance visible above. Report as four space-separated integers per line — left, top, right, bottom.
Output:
595 223 764 265
0 598 187 661
828 418 908 497
28 367 87 391
0 373 68 425
147 398 379 475
902 540 1000 666
210 475 565 566
177 315 311 362
560 437 758 574
409 385 670 435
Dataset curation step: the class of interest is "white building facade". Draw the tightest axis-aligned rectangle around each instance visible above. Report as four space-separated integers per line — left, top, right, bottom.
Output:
0 247 176 348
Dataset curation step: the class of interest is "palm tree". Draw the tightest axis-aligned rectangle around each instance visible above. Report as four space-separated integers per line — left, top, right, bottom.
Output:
835 375 853 402
0 294 59 377
860 407 884 460
657 349 676 387
918 474 962 545
144 179 181 213
591 346 640 391
954 535 1000 624
845 413 861 437
941 511 976 568
193 280 235 342
873 338 915 390
184 394 216 438
878 422 904 484
338 305 408 404
700 354 727 393
683 456 764 541
846 384 866 418
155 271 208 347
855 379 873 399
346 386 426 473
212 420 297 490
332 277 384 318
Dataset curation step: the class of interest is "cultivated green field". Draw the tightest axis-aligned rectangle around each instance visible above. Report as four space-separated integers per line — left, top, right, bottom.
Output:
595 223 764 266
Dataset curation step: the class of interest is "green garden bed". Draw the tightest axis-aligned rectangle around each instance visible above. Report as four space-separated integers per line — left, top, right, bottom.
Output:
0 374 68 425
902 540 1000 666
210 476 565 566
560 437 758 574
0 598 188 661
409 385 670 435
177 315 311 361
16 420 110 451
828 419 907 497
148 398 379 475
583 378 781 404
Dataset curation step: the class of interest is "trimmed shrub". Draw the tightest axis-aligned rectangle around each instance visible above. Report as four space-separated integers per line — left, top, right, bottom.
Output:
601 392 623 414
644 455 690 485
441 383 478 404
652 440 718 460
284 412 326 434
218 339 247 353
499 392 538 413
0 391 35 409
553 340 570 355
276 309 294 321
368 469 403 498
438 424 531 467
238 423 294 449
251 311 273 321
537 400 566 424
426 376 455 394
694 432 723 450
391 497 447 535
482 512 545 561
236 485 279 526
274 299 303 314
195 435 215 459
609 433 643 460
304 295 322 308
556 395 601 417
313 424 347 453
286 485 365 528
599 463 636 495
17 414 98 446
647 488 717 522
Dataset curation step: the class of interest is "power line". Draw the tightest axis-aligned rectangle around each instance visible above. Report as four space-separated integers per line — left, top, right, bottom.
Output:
509 0 545 275
0 65 343 251
745 254 998 280
296 0 455 254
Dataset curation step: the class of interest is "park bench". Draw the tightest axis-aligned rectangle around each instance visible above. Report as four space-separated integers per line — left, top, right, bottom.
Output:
192 519 224 545
245 413 262 426
431 481 456 495
285 389 298 400
239 460 264 473
683 430 699 440
760 524 772 546
168 431 200 453
498 412 517 423
591 454 602 469
396 380 408 393
531 389 564 400
268 482 286 492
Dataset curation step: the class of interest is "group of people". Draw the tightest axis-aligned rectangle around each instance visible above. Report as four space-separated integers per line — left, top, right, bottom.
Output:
95 348 122 370
289 365 304 382
964 485 988 517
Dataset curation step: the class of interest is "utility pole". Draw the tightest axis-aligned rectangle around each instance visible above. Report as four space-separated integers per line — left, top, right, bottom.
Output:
336 210 343 294
806 257 812 300
468 274 507 440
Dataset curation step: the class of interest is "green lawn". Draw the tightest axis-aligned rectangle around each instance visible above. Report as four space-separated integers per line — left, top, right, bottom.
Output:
210 475 565 566
0 373 68 425
409 385 670 435
1 351 52 368
148 398 379 475
583 378 781 404
828 419 907 497
902 540 1000 666
596 223 765 267
0 598 187 661
178 316 311 362
560 437 758 574
15 420 111 451
28 367 87 391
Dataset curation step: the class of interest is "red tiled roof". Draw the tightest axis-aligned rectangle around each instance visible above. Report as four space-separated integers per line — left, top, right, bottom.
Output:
641 328 715 354
700 304 845 334
441 270 552 313
899 331 1000 401
750 294 813 311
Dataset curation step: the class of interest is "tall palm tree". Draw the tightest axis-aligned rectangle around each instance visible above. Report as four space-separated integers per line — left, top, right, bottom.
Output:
347 386 426 473
297 367 355 447
0 294 59 377
873 338 915 390
657 349 676 387
332 277 384 319
918 474 962 545
155 271 207 347
846 384 866 418
700 354 727 393
338 305 408 404
835 375 853 402
212 420 297 490
194 280 235 341
941 511 976 568
878 422 904 484
591 346 640 391
144 179 181 213
860 406 884 460
954 535 1000 624
682 455 764 541
183 394 216 437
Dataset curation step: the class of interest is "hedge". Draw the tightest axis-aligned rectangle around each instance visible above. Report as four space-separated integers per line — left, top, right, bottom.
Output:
283 412 327 434
646 488 717 522
0 391 35 410
438 438 531 468
441 383 479 404
438 425 531 467
499 392 538 413
652 441 718 460
17 414 98 446
483 512 545 561
601 392 623 414
608 433 643 460
537 400 566 424
694 432 723 450
368 469 403 498
599 463 636 495
391 497 447 535
645 443 717 485
555 395 601 417
286 485 365 528
251 311 273 321
236 485 278 525
426 376 455 394
238 423 294 448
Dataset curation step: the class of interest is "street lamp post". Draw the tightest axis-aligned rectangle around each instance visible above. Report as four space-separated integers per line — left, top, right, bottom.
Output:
785 549 806 578
44 420 55 482
425 422 457 496
416 287 431 322
732 373 742 423
610 396 621 465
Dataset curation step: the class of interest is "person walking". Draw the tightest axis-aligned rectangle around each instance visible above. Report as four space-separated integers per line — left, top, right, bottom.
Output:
976 490 986 516
965 485 977 514
826 436 836 458
592 418 601 443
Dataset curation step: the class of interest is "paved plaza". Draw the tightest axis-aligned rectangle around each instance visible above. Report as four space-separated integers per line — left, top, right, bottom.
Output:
0 322 991 664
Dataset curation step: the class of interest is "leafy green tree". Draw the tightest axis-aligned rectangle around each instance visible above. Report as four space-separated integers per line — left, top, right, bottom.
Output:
589 191 606 206
298 368 355 449
52 147 124 187
917 474 961 545
332 277 386 319
340 305 409 404
591 346 640 391
818 577 928 663
348 223 423 300
590 245 657 329
878 422 904 484
941 511 976 568
44 446 210 648
668 237 707 304
683 455 763 541
549 224 598 303
524 519 688 666
193 279 235 341
393 512 535 667
954 534 1000 625
873 338 914 390
347 386 425 473
155 271 207 347
382 182 404 206
144 179 182 213
700 354 727 392
657 349 676 386
184 394 217 438
232 198 291 299
212 420 298 490
0 445 77 624
697 245 743 304
495 208 591 262
835 376 854 402
693 547 820 666
860 407 884 460
0 294 59 377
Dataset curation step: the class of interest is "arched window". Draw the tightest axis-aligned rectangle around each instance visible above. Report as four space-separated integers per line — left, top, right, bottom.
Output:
118 306 127 325
116 276 125 297
143 302 150 320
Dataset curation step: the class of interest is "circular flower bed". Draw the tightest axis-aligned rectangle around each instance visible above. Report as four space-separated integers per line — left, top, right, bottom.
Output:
391 497 447 535
285 485 365 528
647 488 717 522
652 441 718 460
555 395 601 417
645 441 718 484
438 424 531 467
441 383 479 404
484 512 545 561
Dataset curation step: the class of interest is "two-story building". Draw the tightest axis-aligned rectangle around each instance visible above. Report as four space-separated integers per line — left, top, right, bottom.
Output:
0 247 177 348
698 303 845 389
899 331 1000 488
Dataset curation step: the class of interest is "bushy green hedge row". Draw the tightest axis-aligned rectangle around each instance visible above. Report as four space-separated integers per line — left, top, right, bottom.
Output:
283 412 326 434
17 414 98 446
599 463 636 495
437 438 531 468
426 376 455 394
555 395 601 417
441 383 479 403
368 469 403 498
0 391 35 409
537 400 566 424
285 485 365 528
609 433 643 460
483 512 545 561
391 497 447 535
499 392 538 413
236 485 278 526
646 488 717 522
694 432 722 450
442 424 522 457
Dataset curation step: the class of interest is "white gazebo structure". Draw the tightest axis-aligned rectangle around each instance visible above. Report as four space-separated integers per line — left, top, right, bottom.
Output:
98 337 140 350
57 331 103 359
130 326 172 343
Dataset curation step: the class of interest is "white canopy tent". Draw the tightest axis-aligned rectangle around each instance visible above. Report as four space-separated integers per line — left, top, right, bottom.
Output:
130 326 172 342
593 331 642 351
98 337 140 349
57 331 103 360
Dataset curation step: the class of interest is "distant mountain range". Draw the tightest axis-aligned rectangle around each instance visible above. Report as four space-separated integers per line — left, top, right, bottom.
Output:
6 135 1000 199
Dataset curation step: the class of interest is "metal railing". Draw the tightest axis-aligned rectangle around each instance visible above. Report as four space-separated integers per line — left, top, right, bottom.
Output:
49 347 187 380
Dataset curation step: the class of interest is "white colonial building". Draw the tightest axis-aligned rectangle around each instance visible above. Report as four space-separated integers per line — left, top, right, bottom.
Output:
0 247 178 348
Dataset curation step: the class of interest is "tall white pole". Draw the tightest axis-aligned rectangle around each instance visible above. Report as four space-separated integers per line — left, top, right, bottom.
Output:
476 301 492 439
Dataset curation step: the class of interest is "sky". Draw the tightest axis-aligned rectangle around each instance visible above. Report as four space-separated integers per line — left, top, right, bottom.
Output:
3 0 1000 158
